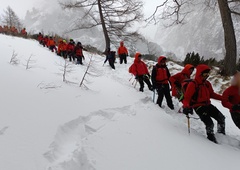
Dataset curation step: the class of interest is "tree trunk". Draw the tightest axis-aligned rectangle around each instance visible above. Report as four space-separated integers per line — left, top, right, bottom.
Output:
218 0 237 76
98 0 111 50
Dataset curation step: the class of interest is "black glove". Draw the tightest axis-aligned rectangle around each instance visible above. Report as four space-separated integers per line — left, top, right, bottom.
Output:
135 75 139 80
183 107 193 115
232 104 240 111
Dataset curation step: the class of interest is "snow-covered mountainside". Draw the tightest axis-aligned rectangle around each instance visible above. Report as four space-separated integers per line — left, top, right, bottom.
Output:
1 34 240 170
154 1 240 60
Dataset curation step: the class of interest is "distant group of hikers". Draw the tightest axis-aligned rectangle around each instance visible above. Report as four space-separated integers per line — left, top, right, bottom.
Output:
1 27 239 144
128 53 240 143
0 25 27 37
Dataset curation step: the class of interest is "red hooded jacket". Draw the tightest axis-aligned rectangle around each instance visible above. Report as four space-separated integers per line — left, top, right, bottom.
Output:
129 53 149 76
170 64 194 97
222 86 240 112
118 41 128 55
183 64 222 108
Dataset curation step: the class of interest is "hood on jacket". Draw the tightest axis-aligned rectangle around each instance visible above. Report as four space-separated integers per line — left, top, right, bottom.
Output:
182 64 194 76
195 64 211 82
134 52 142 63
120 41 124 47
157 56 166 64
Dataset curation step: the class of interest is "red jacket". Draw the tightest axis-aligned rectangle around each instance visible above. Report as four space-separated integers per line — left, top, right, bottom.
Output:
67 43 75 52
183 64 222 108
118 41 128 55
170 64 194 97
222 86 240 112
129 53 149 76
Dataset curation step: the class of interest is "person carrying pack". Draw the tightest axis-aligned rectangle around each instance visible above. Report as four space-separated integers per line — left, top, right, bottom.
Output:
222 71 240 129
151 56 174 110
117 41 128 64
182 64 225 143
129 52 153 92
169 64 194 101
103 47 116 69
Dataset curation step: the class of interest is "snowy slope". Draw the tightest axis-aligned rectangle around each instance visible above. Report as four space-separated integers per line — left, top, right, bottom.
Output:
0 34 240 170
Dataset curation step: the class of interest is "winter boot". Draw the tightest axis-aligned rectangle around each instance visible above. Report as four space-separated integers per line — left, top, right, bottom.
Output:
207 133 218 144
148 86 153 91
217 124 226 135
139 87 144 92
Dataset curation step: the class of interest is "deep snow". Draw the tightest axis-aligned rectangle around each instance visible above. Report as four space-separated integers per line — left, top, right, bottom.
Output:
0 34 240 170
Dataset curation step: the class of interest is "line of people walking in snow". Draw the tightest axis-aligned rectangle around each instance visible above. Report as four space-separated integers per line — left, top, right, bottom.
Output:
37 32 87 65
0 25 27 37
128 52 240 143
2 27 239 144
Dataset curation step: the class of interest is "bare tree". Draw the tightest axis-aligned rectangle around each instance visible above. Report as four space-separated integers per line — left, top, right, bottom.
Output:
60 0 143 50
9 50 19 65
147 0 240 76
58 60 75 82
1 6 22 30
24 54 36 70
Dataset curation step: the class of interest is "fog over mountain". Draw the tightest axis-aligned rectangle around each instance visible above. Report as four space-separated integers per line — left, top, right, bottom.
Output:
154 0 240 60
23 0 166 58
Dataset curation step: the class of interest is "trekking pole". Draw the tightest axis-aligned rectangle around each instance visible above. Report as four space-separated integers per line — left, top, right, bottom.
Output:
152 89 156 103
129 75 133 82
132 79 136 85
134 80 138 88
187 115 190 135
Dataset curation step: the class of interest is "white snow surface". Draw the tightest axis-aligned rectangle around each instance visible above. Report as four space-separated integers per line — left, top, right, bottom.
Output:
1 34 240 170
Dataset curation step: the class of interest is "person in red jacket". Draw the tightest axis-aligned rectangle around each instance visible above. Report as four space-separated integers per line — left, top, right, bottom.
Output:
74 42 87 65
151 56 174 110
117 41 128 64
222 71 240 129
170 64 194 101
0 25 3 33
47 36 57 52
57 40 67 58
20 28 27 37
129 52 153 92
182 64 225 143
66 39 75 62
37 32 44 44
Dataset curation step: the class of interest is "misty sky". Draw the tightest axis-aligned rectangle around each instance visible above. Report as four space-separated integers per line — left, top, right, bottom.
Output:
0 0 163 39
0 0 162 19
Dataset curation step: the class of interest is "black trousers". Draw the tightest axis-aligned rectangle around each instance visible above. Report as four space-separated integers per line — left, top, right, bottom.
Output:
194 104 225 134
68 51 75 61
156 83 174 109
76 55 83 65
230 112 240 129
119 54 127 64
138 75 152 91
109 58 115 69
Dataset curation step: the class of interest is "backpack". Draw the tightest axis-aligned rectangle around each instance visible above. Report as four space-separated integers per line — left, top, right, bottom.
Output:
129 63 136 74
109 51 116 59
181 79 199 104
